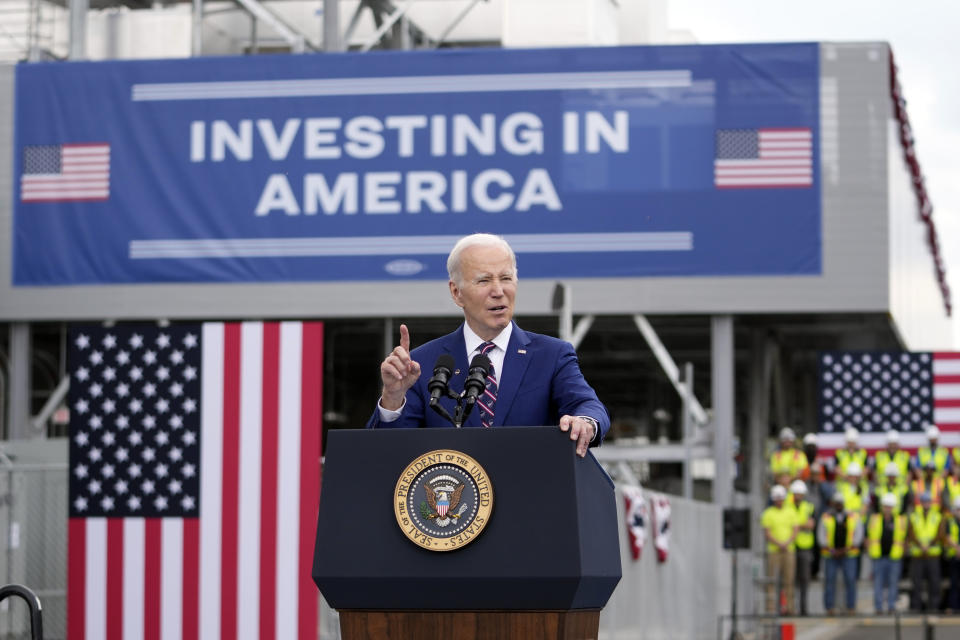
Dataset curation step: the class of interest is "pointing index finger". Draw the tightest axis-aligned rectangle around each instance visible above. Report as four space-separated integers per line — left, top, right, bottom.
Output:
399 323 411 353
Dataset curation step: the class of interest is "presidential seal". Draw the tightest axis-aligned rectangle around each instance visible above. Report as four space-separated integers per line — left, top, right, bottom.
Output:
394 449 493 551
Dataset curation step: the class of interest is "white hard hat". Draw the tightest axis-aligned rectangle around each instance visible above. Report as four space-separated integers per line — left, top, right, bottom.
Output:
927 425 941 439
881 493 898 508
790 480 808 495
845 427 859 442
771 485 787 501
886 430 900 444
803 433 818 446
884 462 901 477
779 427 796 441
846 462 862 476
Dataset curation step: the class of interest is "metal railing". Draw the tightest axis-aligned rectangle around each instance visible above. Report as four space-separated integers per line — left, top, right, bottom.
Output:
718 612 960 640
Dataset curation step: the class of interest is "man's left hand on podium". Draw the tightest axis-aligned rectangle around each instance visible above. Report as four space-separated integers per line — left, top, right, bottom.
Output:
559 415 596 458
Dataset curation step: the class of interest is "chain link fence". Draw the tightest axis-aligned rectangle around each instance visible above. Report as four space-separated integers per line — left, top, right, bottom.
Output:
0 461 67 640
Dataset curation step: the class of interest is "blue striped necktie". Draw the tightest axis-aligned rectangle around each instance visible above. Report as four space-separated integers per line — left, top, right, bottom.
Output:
477 341 498 428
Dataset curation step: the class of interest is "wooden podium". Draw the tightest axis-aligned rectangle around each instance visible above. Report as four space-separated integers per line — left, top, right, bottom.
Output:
312 427 622 640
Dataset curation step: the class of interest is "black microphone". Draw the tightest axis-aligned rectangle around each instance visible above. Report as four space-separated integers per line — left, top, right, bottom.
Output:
457 353 491 426
428 354 455 405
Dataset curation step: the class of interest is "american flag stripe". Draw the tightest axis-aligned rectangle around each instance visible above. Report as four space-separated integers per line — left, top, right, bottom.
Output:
68 322 322 639
21 143 111 202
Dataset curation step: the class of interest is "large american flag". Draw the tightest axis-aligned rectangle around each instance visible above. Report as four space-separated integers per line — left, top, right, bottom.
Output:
67 322 322 640
714 128 813 188
20 143 111 202
817 351 960 452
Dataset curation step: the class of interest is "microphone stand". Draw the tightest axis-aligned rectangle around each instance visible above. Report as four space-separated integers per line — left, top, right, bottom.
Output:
429 386 462 428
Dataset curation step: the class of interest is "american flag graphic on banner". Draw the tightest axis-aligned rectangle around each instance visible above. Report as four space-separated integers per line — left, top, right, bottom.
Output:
67 322 322 640
817 351 960 453
714 128 812 188
20 143 111 202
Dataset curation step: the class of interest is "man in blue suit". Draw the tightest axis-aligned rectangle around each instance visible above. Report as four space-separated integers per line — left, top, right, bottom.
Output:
367 233 609 457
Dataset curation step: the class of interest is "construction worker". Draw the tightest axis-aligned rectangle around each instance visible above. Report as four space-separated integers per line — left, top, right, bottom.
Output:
945 496 960 612
867 493 907 614
762 485 798 615
873 462 911 515
790 480 816 616
947 461 960 507
911 460 946 514
914 425 951 478
836 462 869 517
908 492 944 612
818 492 863 615
835 427 867 477
770 427 808 483
873 430 911 481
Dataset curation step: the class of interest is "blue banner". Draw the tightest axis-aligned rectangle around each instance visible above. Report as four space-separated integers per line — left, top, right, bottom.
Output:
12 44 821 285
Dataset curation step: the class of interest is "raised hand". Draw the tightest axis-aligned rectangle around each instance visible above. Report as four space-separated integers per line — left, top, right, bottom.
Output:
380 324 421 410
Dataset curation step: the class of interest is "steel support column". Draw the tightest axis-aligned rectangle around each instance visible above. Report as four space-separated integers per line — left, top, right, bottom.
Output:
68 0 88 60
711 315 735 506
6 324 31 440
323 0 342 51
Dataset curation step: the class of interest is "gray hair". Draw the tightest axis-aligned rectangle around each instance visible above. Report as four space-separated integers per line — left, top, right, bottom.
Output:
446 233 517 285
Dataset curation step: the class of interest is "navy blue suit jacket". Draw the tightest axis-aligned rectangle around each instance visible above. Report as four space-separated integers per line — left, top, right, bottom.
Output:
365 322 610 444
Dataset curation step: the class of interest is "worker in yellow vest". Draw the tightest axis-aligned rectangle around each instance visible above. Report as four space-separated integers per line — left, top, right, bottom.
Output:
818 492 863 615
946 462 960 507
946 496 960 612
872 430 911 481
873 462 911 515
790 480 816 616
911 461 946 514
770 427 808 483
836 462 868 517
913 425 951 479
867 493 907 614
908 492 944 612
834 427 867 477
762 485 798 615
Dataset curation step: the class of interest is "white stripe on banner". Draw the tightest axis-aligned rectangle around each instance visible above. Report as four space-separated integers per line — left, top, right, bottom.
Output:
237 323 263 640
275 323 303 640
934 407 960 423
86 518 107 640
129 232 693 259
161 519 184 640
935 359 960 375
123 519 145 640
131 70 692 101
199 324 224 640
934 383 960 399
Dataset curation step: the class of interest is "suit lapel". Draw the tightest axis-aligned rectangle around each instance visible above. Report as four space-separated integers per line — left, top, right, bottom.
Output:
493 323 531 426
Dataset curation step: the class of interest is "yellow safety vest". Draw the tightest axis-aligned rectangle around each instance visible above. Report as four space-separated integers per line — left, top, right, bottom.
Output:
953 447 960 467
837 480 866 514
770 449 807 478
873 480 909 515
835 448 867 475
874 449 911 479
911 476 945 512
820 512 861 557
947 476 960 504
867 513 907 560
918 446 950 474
794 500 816 550
946 516 960 559
762 505 797 552
909 509 942 557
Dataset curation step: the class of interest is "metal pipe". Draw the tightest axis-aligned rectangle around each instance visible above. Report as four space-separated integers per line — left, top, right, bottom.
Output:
360 1 412 52
435 0 483 46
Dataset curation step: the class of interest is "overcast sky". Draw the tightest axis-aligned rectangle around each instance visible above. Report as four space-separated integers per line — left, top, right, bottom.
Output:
667 0 960 347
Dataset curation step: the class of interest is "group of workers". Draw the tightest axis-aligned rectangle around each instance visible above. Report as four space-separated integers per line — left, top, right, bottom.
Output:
762 425 960 616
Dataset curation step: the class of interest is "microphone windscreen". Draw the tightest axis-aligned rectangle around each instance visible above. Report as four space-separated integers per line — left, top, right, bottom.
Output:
435 353 455 373
469 353 491 375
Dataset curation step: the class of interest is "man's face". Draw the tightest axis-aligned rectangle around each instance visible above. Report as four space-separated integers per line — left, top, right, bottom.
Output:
887 443 898 452
449 244 517 341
